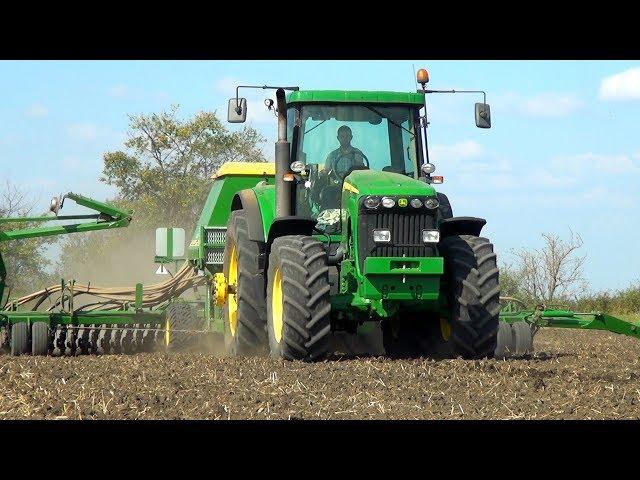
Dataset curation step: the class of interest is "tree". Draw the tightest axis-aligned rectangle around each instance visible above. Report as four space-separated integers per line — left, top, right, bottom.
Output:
0 182 56 297
510 231 587 304
57 106 267 284
100 105 267 230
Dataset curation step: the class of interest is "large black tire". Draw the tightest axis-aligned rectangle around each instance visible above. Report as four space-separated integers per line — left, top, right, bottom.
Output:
11 322 29 356
165 303 200 352
222 210 268 356
31 322 50 356
436 192 453 220
439 234 500 359
266 235 331 361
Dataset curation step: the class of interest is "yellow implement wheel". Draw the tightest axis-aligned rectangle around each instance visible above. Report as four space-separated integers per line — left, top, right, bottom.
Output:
164 303 199 352
439 318 451 341
213 272 228 307
271 267 283 344
227 245 239 337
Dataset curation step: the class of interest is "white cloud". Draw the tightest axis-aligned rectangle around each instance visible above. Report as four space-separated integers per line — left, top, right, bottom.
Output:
33 178 56 188
520 93 582 117
214 77 240 95
26 103 48 118
551 153 640 174
431 140 484 162
599 67 640 101
493 92 582 117
108 84 131 98
532 168 577 187
67 123 99 141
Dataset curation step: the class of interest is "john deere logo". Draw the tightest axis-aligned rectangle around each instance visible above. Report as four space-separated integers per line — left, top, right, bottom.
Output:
398 198 408 207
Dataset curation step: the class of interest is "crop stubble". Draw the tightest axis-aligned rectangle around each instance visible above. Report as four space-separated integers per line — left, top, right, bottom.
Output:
0 328 638 419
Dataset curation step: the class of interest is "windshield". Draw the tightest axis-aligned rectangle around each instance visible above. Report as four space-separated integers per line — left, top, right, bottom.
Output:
290 103 420 226
295 104 418 176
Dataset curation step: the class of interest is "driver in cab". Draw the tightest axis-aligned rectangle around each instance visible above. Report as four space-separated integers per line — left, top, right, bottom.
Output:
324 125 367 176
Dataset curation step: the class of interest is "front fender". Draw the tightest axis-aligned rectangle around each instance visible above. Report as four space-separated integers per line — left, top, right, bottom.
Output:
439 216 487 238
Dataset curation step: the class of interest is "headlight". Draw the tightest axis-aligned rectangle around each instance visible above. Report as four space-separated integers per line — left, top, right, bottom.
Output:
381 197 395 208
290 161 305 173
424 197 439 209
421 163 436 174
373 229 391 243
422 230 440 243
410 198 423 208
364 196 381 209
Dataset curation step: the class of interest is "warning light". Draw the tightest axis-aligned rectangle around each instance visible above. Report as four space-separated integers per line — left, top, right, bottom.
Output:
417 69 430 85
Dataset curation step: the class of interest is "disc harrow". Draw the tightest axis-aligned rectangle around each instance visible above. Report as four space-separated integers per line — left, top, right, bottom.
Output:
47 323 165 356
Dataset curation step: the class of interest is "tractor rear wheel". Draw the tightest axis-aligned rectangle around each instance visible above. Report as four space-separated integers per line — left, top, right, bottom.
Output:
11 322 29 356
439 234 500 359
31 322 50 356
437 192 453 220
222 210 268 356
165 303 200 352
266 235 331 361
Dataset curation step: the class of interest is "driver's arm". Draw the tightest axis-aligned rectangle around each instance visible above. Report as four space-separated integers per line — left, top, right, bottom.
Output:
324 150 336 171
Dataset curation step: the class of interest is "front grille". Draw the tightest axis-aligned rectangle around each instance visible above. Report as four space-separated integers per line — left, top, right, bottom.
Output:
358 209 437 269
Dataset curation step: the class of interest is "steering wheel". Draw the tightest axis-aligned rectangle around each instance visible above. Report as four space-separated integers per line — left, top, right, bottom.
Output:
329 151 370 181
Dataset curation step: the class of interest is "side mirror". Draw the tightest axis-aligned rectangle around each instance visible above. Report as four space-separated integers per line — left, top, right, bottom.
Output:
228 98 247 123
475 103 491 129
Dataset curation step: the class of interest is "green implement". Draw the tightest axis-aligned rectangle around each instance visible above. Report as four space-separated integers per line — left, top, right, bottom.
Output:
495 296 640 358
1 192 132 307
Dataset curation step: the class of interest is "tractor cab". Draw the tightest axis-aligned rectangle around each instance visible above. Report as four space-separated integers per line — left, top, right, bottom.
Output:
284 92 424 227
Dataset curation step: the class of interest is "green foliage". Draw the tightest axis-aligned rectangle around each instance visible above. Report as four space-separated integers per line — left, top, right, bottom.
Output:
571 281 640 314
58 105 267 283
100 105 266 230
0 182 57 297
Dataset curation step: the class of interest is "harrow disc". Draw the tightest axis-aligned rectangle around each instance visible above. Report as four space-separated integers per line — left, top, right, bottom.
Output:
10 323 29 356
31 322 50 356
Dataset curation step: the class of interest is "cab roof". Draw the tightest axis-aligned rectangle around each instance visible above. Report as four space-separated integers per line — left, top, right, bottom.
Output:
286 90 424 106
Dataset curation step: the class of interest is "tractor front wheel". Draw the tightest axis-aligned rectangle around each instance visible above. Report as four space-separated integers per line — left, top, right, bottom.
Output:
439 234 500 359
266 235 331 361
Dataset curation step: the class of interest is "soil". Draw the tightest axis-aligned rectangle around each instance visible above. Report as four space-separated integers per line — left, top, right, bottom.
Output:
0 328 639 419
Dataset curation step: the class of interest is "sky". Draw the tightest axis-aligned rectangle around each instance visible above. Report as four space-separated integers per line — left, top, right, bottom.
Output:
0 60 639 292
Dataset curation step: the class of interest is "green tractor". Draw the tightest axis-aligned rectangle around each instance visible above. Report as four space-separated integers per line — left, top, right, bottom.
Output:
208 69 499 360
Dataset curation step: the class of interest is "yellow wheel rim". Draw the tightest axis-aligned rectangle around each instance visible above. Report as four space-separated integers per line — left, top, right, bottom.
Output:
271 267 283 344
164 318 171 347
228 245 239 337
440 318 451 341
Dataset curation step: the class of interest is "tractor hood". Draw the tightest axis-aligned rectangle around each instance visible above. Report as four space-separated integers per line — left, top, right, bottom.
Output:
343 169 437 197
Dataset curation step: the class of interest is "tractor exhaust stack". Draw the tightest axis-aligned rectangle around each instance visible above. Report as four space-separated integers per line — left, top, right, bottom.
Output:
275 88 292 219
